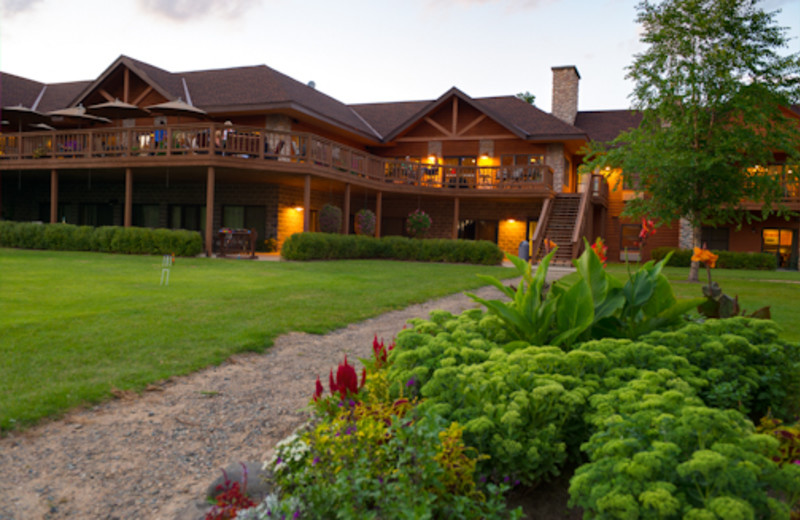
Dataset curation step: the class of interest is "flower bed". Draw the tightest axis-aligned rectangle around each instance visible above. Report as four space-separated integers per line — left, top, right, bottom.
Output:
216 245 800 519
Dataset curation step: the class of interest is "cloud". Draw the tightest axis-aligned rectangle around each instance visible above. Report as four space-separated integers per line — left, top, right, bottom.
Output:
426 0 555 12
0 0 45 17
137 0 261 21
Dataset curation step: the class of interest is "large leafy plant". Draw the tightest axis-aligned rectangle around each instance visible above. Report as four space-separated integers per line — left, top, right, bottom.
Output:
468 241 703 347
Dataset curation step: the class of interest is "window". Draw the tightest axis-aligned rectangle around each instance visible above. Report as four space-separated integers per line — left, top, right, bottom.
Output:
458 219 498 242
169 205 205 231
620 224 641 258
133 204 160 228
223 205 266 243
500 154 543 181
762 228 795 269
701 227 729 251
80 203 114 227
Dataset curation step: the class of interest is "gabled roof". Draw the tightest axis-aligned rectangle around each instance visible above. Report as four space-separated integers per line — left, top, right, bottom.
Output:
351 90 587 143
574 110 643 143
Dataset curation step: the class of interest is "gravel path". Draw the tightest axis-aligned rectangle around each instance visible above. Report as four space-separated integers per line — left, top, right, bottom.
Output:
0 267 572 520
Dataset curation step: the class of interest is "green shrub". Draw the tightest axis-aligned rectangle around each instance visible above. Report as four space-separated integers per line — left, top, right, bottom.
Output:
280 232 503 265
0 221 202 256
268 406 521 519
571 370 798 519
652 246 777 270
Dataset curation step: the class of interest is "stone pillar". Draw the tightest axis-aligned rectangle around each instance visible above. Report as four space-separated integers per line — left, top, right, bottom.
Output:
205 167 215 257
551 66 580 125
546 143 566 193
124 168 133 227
343 183 351 235
50 170 58 223
303 175 311 232
375 191 382 238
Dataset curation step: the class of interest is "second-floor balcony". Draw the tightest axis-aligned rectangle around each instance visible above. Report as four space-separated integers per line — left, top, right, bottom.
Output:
0 123 555 195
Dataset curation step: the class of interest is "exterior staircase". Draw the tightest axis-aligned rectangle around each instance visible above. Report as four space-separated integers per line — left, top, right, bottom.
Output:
531 192 589 263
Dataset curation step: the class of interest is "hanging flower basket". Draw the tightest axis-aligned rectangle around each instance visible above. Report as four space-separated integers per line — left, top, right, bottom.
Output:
319 204 342 234
354 209 376 236
406 209 432 238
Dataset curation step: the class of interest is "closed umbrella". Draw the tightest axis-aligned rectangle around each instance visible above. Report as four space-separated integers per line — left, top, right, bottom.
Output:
88 99 151 119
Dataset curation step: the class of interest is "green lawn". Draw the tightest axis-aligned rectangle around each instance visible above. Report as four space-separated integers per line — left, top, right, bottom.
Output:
0 248 515 432
602 263 800 341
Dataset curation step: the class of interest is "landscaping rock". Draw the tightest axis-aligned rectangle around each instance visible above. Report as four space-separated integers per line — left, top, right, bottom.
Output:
206 461 274 502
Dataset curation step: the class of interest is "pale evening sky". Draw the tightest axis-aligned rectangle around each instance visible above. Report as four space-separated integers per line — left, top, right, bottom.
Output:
0 0 798 112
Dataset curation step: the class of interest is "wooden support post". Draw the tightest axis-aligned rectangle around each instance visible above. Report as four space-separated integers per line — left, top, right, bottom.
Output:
205 167 215 256
50 170 58 223
124 168 133 227
123 68 130 103
0 172 3 219
452 197 460 239
343 183 351 234
375 191 382 238
303 175 311 232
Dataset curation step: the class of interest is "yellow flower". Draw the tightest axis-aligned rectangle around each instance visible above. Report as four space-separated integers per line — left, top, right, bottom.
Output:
544 238 557 250
692 247 718 268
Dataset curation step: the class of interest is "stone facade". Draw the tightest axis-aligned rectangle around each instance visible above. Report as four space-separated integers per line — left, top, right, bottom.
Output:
551 66 580 125
546 143 566 193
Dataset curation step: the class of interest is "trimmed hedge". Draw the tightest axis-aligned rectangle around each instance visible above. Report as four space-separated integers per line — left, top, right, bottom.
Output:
280 232 504 265
651 246 777 270
0 221 203 256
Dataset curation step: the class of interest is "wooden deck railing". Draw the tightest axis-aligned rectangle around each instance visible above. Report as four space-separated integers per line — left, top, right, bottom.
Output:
0 124 555 193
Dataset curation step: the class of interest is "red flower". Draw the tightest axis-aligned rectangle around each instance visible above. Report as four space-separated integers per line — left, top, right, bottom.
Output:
372 335 395 368
329 355 365 400
312 376 324 402
590 237 608 268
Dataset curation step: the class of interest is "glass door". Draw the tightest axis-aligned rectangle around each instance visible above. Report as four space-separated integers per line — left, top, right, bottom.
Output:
762 228 794 268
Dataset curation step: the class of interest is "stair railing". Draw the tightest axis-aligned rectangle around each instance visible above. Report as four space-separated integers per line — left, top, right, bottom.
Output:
530 197 553 262
570 182 593 259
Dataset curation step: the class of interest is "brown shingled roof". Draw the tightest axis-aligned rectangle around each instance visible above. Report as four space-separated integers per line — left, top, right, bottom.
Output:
181 65 379 139
574 110 643 143
1 72 44 108
351 93 587 143
475 96 587 140
37 81 92 113
349 100 431 138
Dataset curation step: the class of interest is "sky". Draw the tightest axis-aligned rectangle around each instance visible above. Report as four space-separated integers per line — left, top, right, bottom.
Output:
0 0 798 112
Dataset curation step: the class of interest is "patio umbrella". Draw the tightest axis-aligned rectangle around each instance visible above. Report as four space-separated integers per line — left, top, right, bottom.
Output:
87 99 151 120
49 105 112 127
145 98 207 120
30 123 56 131
1 105 50 132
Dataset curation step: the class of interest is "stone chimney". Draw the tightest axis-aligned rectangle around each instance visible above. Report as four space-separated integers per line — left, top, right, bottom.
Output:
551 66 580 125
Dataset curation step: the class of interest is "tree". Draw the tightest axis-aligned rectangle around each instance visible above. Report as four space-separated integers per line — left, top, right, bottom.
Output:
516 91 536 105
583 0 800 281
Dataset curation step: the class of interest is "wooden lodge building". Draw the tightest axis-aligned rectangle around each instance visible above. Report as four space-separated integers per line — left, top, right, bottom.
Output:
1 56 798 265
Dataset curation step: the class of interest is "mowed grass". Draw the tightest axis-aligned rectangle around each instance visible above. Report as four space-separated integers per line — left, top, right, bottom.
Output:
0 248 515 432
597 263 800 341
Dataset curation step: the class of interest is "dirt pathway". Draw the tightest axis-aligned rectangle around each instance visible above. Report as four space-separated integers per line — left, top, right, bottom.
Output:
0 268 572 520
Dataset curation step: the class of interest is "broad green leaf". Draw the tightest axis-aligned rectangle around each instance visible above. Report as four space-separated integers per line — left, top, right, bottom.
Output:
555 279 594 347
